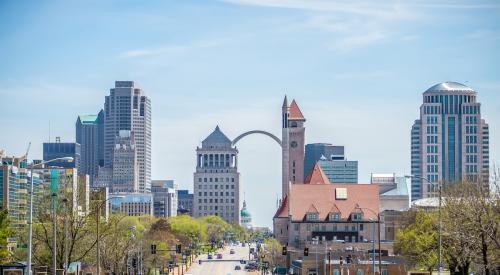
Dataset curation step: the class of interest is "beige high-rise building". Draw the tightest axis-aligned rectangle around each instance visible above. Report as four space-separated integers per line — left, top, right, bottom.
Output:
193 126 240 223
411 82 490 200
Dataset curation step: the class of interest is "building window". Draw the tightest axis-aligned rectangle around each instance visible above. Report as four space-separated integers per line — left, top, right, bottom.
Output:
351 213 363 221
294 224 299 231
329 213 340 221
306 213 318 221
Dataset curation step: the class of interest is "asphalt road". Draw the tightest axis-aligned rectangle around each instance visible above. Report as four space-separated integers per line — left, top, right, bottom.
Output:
186 243 260 275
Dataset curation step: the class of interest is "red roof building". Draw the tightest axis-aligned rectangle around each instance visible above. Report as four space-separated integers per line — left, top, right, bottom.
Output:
273 164 380 247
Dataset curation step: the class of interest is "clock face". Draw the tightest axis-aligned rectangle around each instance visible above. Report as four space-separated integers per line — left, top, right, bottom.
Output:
290 141 298 148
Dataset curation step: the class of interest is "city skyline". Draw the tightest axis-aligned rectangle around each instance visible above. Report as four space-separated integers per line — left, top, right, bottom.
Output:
1 0 500 227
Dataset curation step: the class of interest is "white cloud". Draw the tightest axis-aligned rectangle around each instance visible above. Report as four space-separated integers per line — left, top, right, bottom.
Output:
118 39 228 59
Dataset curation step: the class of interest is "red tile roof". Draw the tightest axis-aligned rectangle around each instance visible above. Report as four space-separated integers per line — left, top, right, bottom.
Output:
289 100 305 120
274 195 289 218
304 163 330 185
274 184 380 221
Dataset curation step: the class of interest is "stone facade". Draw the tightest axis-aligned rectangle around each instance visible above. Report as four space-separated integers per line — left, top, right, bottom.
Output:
193 126 240 224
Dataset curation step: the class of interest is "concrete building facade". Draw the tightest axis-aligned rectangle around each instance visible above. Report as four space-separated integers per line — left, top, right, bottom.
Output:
104 81 151 192
411 82 490 200
193 126 240 223
151 180 178 218
111 130 138 193
109 193 153 216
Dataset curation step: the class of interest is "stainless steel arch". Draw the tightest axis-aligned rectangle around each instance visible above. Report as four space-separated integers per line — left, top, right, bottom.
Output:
232 130 282 147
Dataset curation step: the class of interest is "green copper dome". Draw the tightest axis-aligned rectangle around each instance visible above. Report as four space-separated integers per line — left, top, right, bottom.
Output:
240 200 251 218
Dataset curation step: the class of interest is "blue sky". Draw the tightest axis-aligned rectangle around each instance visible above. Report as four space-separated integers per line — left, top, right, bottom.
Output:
1 0 499 227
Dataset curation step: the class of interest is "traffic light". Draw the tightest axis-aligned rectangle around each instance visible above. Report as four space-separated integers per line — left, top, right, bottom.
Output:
282 246 287 256
340 256 344 265
304 247 309 256
346 254 352 264
176 244 182 253
132 258 137 268
151 244 157 254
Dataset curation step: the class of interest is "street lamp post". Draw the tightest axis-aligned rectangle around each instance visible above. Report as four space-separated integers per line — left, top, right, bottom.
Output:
28 157 73 275
95 196 122 275
369 218 376 275
356 207 381 274
406 175 442 275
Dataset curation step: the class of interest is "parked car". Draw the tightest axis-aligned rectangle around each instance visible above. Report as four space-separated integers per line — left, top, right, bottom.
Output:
230 249 235 254
217 253 223 259
207 253 213 259
344 246 354 251
234 266 241 270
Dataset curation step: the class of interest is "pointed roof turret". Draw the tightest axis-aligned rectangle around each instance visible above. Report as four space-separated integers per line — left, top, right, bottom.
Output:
289 99 305 120
282 95 288 108
304 162 330 185
202 125 232 147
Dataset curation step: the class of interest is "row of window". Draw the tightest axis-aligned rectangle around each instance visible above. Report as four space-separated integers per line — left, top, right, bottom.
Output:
466 155 478 164
198 184 235 190
198 177 235 183
465 126 478 134
426 155 438 163
305 212 361 222
423 106 441 115
466 145 478 153
426 126 438 134
198 191 235 197
426 165 439 173
198 205 235 210
466 165 478 173
426 116 439 124
426 135 439 144
426 145 438 153
198 198 235 204
465 136 478 144
303 223 362 232
465 116 478 124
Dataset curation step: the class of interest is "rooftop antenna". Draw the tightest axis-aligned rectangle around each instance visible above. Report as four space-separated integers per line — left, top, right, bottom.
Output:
48 121 51 142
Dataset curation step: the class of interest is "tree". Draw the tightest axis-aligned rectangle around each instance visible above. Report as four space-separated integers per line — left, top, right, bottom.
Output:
0 210 14 264
262 238 285 270
98 215 145 274
23 185 97 269
442 180 499 275
394 210 439 274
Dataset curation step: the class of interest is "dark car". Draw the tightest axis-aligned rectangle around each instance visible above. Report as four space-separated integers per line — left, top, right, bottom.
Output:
234 265 241 270
207 253 213 260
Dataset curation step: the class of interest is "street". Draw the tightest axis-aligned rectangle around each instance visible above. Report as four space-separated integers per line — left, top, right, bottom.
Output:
186 243 261 275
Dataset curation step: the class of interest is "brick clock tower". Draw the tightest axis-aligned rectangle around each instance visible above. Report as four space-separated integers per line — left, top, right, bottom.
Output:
281 96 306 198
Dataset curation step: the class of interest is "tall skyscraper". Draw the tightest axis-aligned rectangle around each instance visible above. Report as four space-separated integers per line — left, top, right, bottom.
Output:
104 81 151 192
411 82 490 200
193 126 240 224
281 96 306 198
76 110 104 185
43 138 81 169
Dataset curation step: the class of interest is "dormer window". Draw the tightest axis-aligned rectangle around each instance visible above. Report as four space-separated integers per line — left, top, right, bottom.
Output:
306 213 318 221
329 213 341 221
351 213 363 221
